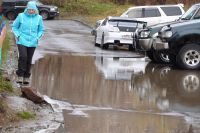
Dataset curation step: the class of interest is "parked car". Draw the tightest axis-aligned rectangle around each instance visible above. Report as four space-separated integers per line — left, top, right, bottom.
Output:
154 18 200 70
135 3 200 63
95 16 146 50
95 56 148 80
121 4 185 26
1 0 59 20
132 62 200 112
91 19 103 36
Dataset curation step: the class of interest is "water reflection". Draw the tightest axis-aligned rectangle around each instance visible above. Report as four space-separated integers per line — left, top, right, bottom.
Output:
31 55 200 133
32 55 200 112
63 110 189 133
32 55 153 110
132 63 200 113
95 56 148 80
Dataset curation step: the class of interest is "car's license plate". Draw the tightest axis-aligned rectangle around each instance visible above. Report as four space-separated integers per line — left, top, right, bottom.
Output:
122 34 132 39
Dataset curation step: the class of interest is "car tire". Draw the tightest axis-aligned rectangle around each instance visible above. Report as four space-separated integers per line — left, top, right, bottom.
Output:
94 35 100 47
175 71 200 95
168 53 176 65
48 17 55 20
6 12 16 20
153 51 170 64
128 45 134 51
40 11 49 20
146 48 170 63
100 34 108 49
176 44 200 70
146 50 155 62
113 45 118 50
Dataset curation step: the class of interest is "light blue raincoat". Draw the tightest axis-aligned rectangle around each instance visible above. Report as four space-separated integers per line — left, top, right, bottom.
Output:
12 1 44 47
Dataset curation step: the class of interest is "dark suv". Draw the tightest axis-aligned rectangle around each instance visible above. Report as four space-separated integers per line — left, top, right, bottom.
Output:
1 0 59 20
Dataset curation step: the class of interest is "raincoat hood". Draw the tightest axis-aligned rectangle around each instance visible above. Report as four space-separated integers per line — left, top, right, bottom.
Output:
12 1 44 47
25 1 39 15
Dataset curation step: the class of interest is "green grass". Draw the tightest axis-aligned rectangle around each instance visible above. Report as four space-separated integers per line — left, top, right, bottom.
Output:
2 24 11 62
0 24 13 93
62 1 117 15
0 101 6 113
0 75 13 92
59 0 132 25
17 111 36 120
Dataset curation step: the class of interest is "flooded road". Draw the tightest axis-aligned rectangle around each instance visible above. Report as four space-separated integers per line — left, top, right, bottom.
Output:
32 20 200 133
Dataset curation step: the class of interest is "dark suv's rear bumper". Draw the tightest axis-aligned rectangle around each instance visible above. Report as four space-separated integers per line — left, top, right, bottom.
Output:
49 11 59 17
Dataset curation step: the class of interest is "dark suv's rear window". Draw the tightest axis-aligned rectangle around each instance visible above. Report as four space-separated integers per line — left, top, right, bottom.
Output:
161 6 182 16
2 0 16 6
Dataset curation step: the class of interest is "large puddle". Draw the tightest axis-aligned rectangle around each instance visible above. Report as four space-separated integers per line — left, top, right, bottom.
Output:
31 55 200 133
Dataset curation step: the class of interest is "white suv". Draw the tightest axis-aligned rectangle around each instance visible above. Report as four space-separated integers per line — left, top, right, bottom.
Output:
121 4 185 26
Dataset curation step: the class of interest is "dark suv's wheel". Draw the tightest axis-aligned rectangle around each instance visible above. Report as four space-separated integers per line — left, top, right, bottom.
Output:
153 51 170 64
6 12 16 20
40 11 49 20
146 49 169 63
176 44 200 69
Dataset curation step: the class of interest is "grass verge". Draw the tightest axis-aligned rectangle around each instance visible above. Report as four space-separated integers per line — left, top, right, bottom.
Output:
59 0 132 25
17 111 36 120
0 23 13 93
2 23 10 62
0 76 13 92
0 22 17 126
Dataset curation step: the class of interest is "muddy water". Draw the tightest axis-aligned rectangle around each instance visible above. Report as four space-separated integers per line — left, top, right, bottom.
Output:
32 55 200 133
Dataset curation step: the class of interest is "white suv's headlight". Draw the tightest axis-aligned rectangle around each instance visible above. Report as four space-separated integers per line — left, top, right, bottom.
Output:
139 30 150 38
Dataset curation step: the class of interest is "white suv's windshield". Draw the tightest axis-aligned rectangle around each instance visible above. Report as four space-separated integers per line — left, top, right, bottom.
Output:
181 5 199 20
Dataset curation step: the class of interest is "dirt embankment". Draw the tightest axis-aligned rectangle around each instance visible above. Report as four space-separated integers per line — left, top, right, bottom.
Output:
0 26 65 133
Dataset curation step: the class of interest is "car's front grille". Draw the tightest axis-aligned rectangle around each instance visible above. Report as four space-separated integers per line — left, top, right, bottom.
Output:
118 27 137 32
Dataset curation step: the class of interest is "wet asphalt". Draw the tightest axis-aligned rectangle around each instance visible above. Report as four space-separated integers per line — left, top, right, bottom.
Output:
32 20 200 133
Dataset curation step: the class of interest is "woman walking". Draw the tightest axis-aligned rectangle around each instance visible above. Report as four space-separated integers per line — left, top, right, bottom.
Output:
12 1 44 84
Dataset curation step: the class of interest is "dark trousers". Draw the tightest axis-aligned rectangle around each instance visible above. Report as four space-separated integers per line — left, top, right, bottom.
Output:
16 44 35 78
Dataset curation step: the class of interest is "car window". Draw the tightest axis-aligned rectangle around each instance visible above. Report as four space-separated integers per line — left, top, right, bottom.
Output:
15 0 28 6
161 6 182 16
118 21 137 27
108 20 144 28
2 0 16 6
108 21 118 26
193 8 200 19
144 8 161 17
127 8 143 18
181 5 199 20
101 19 107 26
